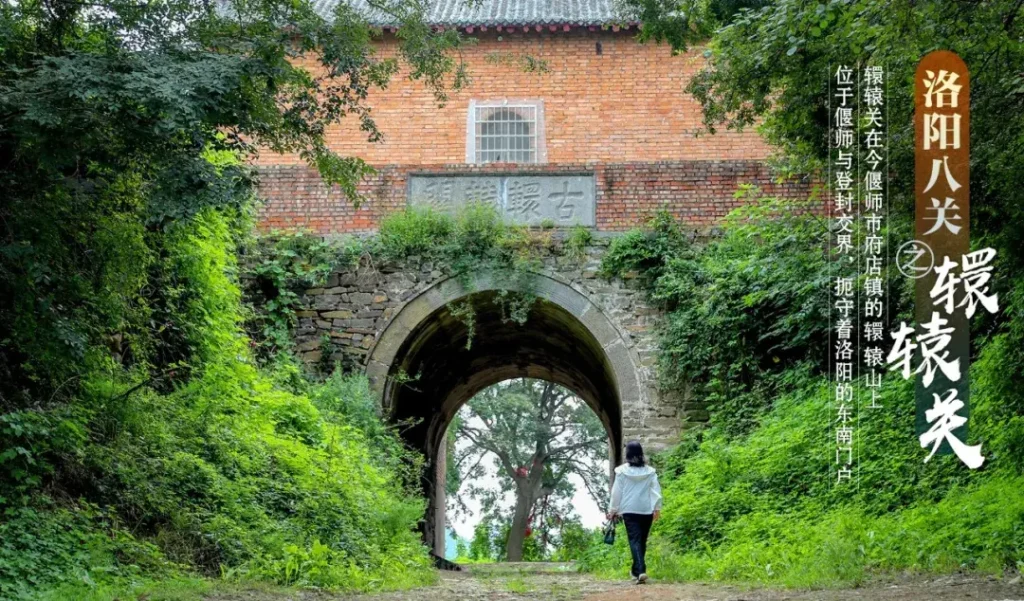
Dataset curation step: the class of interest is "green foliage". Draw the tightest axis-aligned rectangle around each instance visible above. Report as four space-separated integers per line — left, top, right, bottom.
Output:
973 334 1024 473
0 0 467 400
374 207 456 260
0 503 173 599
592 192 1021 584
581 372 1021 585
243 232 355 359
246 206 588 355
650 0 1024 435
374 205 555 342
601 211 692 284
583 474 1024 586
604 195 876 435
490 522 545 562
564 225 594 263
551 519 593 562
375 203 550 279
677 0 1024 200
580 0 1024 587
0 211 434 597
450 379 608 561
0 0 467 592
249 206 556 347
620 0 1024 473
468 521 497 561
447 299 479 350
28 575 216 601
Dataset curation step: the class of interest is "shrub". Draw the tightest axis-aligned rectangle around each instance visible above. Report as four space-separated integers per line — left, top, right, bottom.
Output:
604 196 861 435
586 195 1021 586
0 211 434 598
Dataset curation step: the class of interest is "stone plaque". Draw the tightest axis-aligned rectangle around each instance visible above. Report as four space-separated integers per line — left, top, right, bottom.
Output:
408 174 595 226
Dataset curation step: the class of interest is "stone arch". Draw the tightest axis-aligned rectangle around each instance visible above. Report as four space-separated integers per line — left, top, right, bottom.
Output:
364 270 645 554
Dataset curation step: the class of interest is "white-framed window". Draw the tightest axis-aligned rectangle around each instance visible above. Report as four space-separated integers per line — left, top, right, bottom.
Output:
466 99 546 164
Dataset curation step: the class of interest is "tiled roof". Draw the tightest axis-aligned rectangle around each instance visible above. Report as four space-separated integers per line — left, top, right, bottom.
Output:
315 0 632 27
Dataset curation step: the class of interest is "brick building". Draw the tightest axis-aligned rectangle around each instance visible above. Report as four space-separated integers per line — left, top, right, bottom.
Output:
255 2 819 554
255 0 812 233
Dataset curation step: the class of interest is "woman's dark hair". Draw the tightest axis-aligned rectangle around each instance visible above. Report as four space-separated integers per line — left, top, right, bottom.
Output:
625 441 645 467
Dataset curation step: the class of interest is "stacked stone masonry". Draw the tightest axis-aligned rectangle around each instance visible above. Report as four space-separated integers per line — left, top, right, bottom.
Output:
293 238 704 451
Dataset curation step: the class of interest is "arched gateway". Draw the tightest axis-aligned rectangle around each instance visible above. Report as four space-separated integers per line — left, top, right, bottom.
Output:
288 247 701 554
364 271 644 554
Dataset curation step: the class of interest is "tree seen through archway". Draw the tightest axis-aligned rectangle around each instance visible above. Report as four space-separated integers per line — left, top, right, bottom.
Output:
446 378 608 562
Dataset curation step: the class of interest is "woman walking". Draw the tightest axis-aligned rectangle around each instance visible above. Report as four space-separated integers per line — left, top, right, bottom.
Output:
607 441 662 584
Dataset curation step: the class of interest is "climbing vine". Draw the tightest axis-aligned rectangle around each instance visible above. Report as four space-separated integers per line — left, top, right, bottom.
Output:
446 299 478 350
247 204 587 354
243 232 361 361
373 204 560 347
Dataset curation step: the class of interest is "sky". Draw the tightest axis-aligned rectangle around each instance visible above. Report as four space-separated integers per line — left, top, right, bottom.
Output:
446 402 609 542
448 456 609 541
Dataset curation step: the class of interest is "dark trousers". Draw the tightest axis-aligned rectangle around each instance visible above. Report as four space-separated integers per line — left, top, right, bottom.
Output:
621 513 653 577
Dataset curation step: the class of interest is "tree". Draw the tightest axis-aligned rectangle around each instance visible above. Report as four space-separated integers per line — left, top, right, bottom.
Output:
618 0 1024 461
450 379 608 562
0 0 465 413
0 0 466 586
621 0 1024 292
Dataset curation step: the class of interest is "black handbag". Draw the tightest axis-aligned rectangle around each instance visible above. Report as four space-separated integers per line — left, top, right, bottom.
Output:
602 516 618 545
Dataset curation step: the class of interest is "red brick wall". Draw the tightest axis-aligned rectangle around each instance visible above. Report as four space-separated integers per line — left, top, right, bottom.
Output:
257 161 815 233
255 29 773 167
255 28 812 233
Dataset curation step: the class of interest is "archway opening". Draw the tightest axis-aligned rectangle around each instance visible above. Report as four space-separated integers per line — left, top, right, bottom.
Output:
444 377 612 562
369 275 633 555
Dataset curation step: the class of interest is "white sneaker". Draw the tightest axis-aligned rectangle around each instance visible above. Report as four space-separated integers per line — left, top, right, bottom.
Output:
637 573 648 584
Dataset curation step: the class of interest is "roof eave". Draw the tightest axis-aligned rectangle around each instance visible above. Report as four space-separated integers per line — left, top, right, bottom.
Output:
371 20 640 32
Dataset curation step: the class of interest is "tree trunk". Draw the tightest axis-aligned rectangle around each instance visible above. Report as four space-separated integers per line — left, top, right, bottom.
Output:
506 488 533 561
539 495 549 554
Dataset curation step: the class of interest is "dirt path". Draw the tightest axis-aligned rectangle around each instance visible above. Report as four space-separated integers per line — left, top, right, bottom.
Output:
205 563 1024 601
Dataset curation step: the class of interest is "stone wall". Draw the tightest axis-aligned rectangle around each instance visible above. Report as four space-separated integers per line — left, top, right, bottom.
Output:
291 234 705 451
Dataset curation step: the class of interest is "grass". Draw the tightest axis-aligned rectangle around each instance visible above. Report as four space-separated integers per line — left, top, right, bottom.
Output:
30 575 351 601
505 577 533 593
30 576 214 601
584 474 1024 589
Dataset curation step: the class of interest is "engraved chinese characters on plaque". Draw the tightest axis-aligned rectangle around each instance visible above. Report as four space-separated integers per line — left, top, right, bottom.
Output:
408 174 595 226
506 180 543 221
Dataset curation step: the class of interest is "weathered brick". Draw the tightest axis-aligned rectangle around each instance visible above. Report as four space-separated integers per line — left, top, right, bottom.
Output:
253 30 819 235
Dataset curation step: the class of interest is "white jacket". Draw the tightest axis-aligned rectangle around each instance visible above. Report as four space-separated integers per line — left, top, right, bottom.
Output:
608 464 662 515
